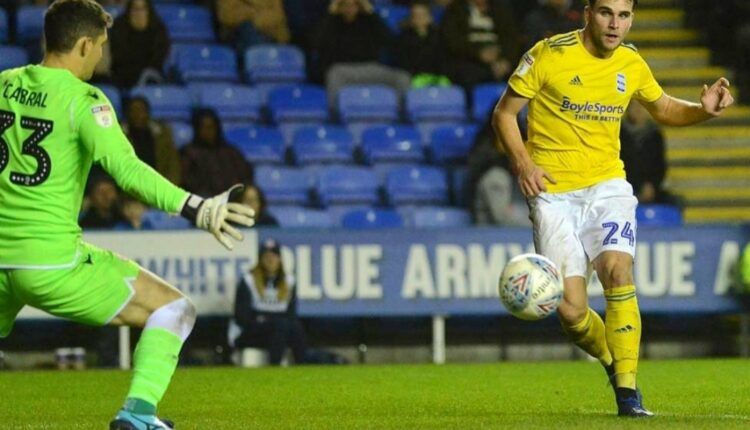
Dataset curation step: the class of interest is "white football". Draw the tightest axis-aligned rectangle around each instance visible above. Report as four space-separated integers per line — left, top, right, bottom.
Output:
498 253 564 321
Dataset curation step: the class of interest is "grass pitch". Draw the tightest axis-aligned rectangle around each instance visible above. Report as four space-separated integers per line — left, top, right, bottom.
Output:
1 359 749 429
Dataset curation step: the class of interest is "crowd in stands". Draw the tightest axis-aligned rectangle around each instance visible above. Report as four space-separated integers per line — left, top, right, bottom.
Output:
0 0 681 230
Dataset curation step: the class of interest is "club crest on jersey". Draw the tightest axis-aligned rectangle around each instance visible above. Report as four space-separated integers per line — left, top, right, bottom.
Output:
616 73 626 93
91 104 113 128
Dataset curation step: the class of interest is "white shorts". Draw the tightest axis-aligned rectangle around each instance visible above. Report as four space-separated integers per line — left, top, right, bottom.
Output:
528 178 638 279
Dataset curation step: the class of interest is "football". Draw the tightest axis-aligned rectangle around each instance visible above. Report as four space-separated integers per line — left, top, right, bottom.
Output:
498 253 564 321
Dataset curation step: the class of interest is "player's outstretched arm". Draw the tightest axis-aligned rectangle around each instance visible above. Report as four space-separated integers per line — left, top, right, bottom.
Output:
642 77 734 126
180 184 256 250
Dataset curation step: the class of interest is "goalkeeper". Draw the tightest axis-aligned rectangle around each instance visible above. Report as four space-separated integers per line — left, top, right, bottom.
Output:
0 0 254 429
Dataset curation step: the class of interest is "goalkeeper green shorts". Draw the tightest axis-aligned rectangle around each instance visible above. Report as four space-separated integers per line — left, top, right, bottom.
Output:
0 242 140 338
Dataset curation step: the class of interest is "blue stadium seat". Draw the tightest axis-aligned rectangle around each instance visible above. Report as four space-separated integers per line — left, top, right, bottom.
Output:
341 208 404 229
361 125 424 165
256 166 315 206
130 85 192 121
189 83 261 124
141 210 192 230
244 44 306 84
291 125 354 165
268 85 329 124
472 83 507 122
375 5 409 33
174 44 238 82
412 206 471 228
16 6 45 44
278 121 324 146
0 8 8 43
95 84 122 117
386 166 448 205
0 46 29 72
338 85 399 123
225 126 285 165
167 121 193 149
429 124 479 164
269 207 334 228
155 5 214 42
636 204 682 227
318 166 380 207
406 86 467 123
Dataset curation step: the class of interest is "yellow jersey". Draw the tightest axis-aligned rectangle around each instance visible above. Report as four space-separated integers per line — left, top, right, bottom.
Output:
507 30 663 192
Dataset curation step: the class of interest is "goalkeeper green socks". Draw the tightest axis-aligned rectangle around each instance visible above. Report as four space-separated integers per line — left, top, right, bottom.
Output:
562 307 613 366
604 285 641 390
125 328 183 410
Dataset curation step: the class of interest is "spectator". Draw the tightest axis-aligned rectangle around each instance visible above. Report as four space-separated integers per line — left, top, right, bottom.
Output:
122 96 182 185
314 0 411 105
620 102 681 207
80 176 127 229
109 0 170 88
230 239 308 365
522 0 582 50
215 0 291 54
395 0 450 87
180 109 254 197
440 0 520 89
119 195 148 230
239 184 279 227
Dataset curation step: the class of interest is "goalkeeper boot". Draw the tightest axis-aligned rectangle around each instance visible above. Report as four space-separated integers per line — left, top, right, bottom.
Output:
615 387 654 417
109 409 175 430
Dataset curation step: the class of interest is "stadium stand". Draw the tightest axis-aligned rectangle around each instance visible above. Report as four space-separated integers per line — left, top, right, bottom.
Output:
268 85 329 124
291 125 355 165
269 207 335 229
361 125 425 165
406 86 467 123
155 4 214 43
255 165 315 206
386 165 449 206
636 204 683 227
187 83 262 125
340 208 404 229
411 206 472 228
0 7 7 43
173 44 239 82
337 85 399 124
0 46 29 72
16 5 45 44
429 124 479 164
317 166 380 207
130 85 192 122
225 126 286 165
244 44 306 84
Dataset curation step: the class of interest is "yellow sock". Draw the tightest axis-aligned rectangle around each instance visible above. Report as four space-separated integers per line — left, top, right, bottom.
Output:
604 285 641 389
561 308 612 366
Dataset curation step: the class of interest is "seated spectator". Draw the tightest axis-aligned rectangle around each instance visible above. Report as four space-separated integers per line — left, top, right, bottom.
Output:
119 195 148 230
122 96 181 185
180 109 254 197
239 184 279 227
80 175 127 229
440 0 520 89
110 0 169 88
522 0 582 50
314 0 411 106
215 0 291 54
230 239 308 365
620 102 681 207
395 0 450 88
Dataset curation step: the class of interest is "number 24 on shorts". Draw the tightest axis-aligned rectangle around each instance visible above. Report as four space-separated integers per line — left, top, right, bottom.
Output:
602 221 635 247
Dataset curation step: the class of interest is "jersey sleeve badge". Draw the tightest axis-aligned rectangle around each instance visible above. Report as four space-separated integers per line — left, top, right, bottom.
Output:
515 52 535 77
91 104 113 128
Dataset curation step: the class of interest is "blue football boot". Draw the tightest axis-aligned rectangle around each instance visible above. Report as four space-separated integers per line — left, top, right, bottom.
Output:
109 410 175 430
604 364 654 417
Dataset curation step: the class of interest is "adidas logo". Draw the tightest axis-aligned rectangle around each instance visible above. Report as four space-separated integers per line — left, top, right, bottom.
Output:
614 324 635 334
569 75 583 86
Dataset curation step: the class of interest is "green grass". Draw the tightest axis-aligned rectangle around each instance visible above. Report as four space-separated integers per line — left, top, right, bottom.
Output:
1 359 749 429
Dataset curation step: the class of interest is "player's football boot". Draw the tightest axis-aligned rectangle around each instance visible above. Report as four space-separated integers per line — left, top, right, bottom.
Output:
109 410 175 430
604 364 654 417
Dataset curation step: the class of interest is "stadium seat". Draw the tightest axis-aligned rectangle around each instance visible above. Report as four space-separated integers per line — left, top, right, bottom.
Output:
167 121 193 149
636 204 682 227
225 126 285 165
244 44 306 84
269 207 334 228
0 8 8 43
174 44 238 82
429 124 479 164
412 206 471 228
386 166 448 205
141 210 192 230
317 166 380 207
130 85 192 122
451 166 468 207
360 125 425 165
406 86 467 123
278 121 324 146
155 5 214 42
0 46 29 72
268 85 329 124
341 208 404 229
189 83 261 125
472 83 507 122
375 5 409 33
255 166 315 206
16 6 45 44
337 85 399 123
94 84 122 117
291 125 354 165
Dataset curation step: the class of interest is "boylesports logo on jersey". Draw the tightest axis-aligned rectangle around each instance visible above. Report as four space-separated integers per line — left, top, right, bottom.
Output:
559 97 625 115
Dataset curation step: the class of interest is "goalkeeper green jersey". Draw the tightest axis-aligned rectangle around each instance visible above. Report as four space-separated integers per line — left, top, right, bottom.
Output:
0 65 189 268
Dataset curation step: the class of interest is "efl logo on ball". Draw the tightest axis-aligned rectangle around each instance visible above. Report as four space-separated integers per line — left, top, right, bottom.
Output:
498 253 563 321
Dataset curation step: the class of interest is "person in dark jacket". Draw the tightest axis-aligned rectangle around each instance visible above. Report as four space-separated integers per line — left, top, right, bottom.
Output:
109 0 170 88
180 109 254 197
395 0 449 86
522 0 582 50
239 184 279 227
230 239 308 365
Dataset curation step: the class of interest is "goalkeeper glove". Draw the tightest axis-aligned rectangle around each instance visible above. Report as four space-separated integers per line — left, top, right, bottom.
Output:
180 184 255 250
